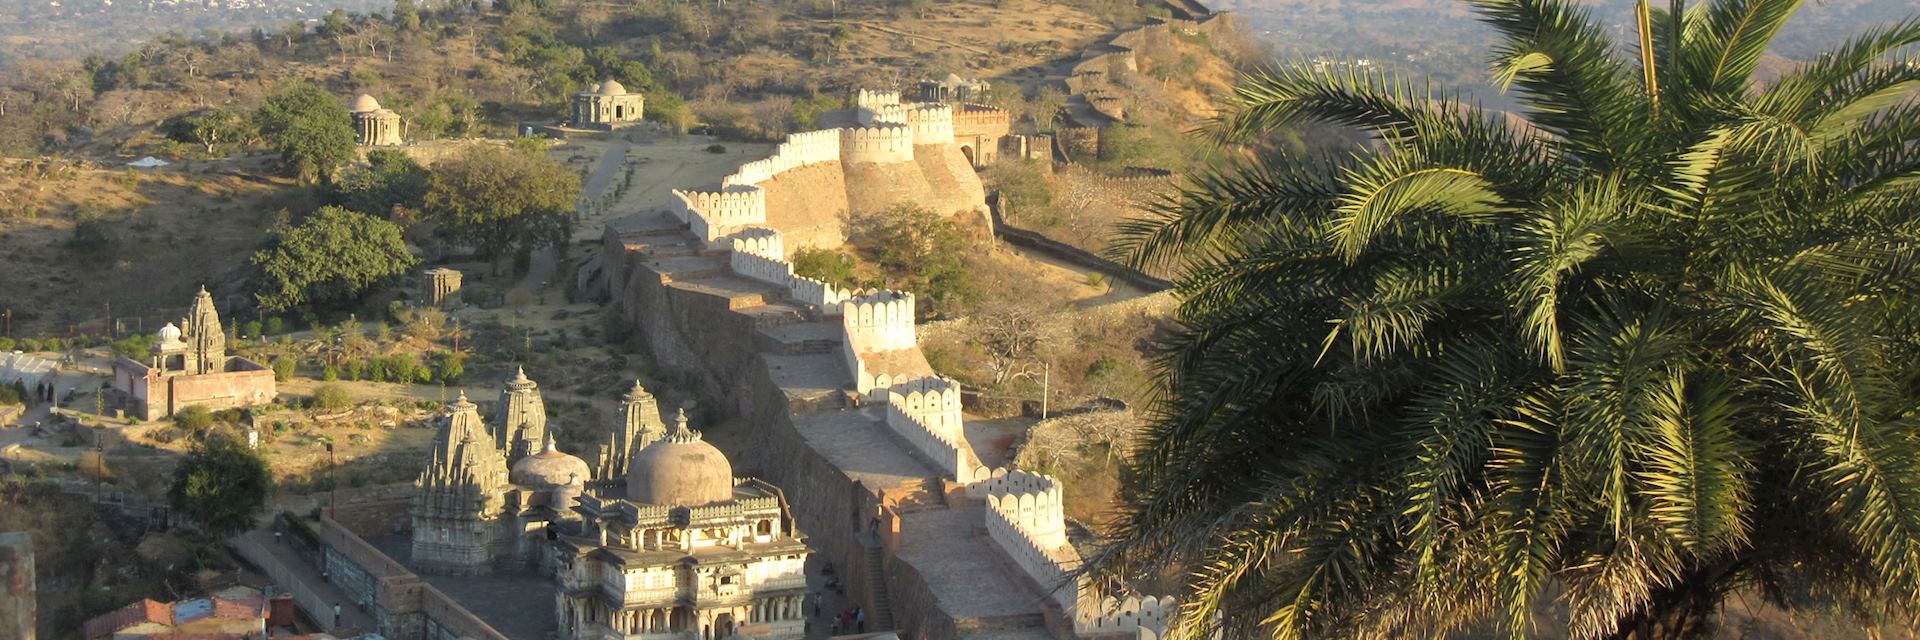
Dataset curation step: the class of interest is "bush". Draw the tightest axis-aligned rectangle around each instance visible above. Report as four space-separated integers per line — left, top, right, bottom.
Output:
705 144 727 154
243 321 263 338
792 246 859 288
312 384 353 411
0 337 13 351
175 405 215 432
433 352 465 383
264 317 284 336
321 365 339 381
271 358 296 382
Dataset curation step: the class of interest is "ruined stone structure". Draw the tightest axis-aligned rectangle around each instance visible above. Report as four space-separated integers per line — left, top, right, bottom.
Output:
596 88 1180 639
425 267 462 305
351 94 404 146
111 287 277 420
572 79 645 129
556 410 810 640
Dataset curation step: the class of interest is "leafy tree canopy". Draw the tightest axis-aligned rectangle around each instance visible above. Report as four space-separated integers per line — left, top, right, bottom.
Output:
422 144 579 268
254 80 356 183
252 205 418 312
162 109 247 154
846 203 977 317
1096 0 1920 638
168 433 271 538
332 149 430 218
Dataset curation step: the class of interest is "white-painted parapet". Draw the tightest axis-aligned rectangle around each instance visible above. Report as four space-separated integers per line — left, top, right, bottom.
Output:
883 375 975 479
858 103 910 127
672 185 767 245
982 470 1082 613
790 275 852 311
1075 595 1176 638
856 89 901 110
726 227 793 286
841 289 916 353
906 104 955 146
840 124 915 164
722 129 847 188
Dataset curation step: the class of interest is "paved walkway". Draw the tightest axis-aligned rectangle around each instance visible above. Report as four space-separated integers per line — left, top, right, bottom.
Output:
234 528 378 635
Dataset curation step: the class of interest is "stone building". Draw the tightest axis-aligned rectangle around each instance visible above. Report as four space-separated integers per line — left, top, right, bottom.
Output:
554 409 810 640
593 380 666 480
410 392 510 576
425 267 462 305
110 287 277 420
918 73 991 103
495 367 550 463
350 94 404 146
572 79 645 129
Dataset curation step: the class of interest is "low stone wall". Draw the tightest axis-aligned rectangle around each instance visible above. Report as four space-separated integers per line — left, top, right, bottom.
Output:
987 193 1172 293
300 512 508 640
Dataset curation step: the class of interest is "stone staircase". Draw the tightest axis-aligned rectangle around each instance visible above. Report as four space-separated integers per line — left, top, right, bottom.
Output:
861 534 898 632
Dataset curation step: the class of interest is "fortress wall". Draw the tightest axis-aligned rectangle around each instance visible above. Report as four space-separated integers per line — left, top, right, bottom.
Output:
952 105 1012 137
856 89 902 111
882 376 979 479
729 227 784 258
758 161 853 251
842 290 916 354
906 104 955 146
909 144 991 216
841 125 916 165
672 186 768 245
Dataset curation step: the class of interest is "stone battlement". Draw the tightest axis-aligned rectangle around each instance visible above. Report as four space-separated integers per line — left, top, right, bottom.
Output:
671 185 767 245
840 124 916 164
856 89 902 110
883 375 976 479
727 226 785 258
842 289 916 353
906 104 955 146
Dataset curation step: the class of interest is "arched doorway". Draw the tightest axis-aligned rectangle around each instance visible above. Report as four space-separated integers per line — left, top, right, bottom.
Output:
960 144 976 167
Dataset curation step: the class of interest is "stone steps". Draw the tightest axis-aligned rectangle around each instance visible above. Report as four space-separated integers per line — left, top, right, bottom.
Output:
862 536 897 631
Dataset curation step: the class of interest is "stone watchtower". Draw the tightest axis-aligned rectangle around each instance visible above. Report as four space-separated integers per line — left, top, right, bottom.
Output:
595 380 665 479
494 367 549 463
411 392 509 576
571 79 644 128
350 94 403 147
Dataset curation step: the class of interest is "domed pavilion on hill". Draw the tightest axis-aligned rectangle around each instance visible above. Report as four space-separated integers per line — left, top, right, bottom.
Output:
571 78 645 129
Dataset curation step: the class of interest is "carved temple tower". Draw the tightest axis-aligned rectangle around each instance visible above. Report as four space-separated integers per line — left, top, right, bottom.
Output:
595 380 665 480
494 367 549 463
181 286 227 376
411 392 510 576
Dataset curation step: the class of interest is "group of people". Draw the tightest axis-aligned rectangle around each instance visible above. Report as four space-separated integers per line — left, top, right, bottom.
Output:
804 590 867 636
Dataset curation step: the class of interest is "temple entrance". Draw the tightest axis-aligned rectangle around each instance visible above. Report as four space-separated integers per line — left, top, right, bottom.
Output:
616 105 625 119
714 612 736 638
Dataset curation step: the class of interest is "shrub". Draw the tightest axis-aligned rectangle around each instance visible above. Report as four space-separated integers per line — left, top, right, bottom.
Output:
321 365 339 381
243 320 263 338
433 352 465 383
0 337 13 351
705 144 727 154
271 358 296 382
312 384 353 411
264 317 284 335
174 405 215 432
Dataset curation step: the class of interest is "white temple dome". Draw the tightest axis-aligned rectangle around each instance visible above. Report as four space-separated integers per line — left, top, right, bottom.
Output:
589 79 627 96
350 94 382 113
511 436 590 489
156 323 182 343
626 409 734 506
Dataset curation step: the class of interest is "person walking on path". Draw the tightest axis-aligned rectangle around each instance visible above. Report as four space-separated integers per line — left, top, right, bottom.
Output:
855 607 865 633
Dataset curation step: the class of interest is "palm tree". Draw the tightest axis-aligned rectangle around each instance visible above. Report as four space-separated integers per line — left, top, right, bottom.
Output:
1093 0 1920 638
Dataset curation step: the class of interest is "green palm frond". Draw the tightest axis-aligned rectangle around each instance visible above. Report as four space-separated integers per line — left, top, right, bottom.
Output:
1677 0 1803 99
1210 65 1436 144
1472 0 1645 166
1633 373 1753 552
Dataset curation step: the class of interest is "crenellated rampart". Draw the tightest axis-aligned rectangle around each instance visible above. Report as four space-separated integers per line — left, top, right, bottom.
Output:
840 124 916 164
672 185 767 245
882 376 979 478
905 104 955 146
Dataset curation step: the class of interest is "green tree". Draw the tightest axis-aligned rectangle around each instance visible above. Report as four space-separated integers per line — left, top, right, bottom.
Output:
312 383 353 410
1097 1 1920 638
423 144 579 270
254 81 356 183
792 246 859 288
846 204 976 316
392 0 422 31
332 150 430 219
173 404 214 432
163 109 246 154
168 433 271 538
252 206 418 312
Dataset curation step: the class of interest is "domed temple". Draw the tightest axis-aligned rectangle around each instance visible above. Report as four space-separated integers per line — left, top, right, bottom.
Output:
571 78 645 129
349 93 403 146
406 371 810 639
556 409 810 640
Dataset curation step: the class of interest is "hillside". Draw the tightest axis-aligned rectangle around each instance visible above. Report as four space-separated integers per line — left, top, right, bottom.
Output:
0 0 1182 158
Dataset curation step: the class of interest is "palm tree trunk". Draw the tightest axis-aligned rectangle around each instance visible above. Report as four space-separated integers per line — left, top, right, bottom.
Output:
1604 559 1739 640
